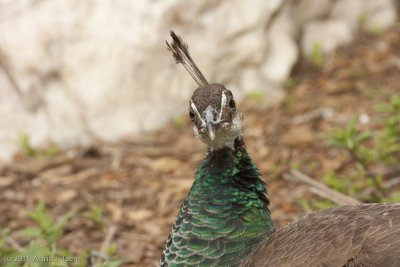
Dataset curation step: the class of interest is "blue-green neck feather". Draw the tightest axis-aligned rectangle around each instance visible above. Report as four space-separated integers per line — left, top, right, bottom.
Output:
161 137 273 266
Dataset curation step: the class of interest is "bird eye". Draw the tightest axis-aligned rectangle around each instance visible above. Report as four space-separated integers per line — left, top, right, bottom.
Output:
229 99 236 109
189 111 195 120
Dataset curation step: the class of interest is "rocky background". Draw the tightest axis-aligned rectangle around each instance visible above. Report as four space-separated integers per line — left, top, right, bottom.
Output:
0 0 397 162
1 23 400 265
1 1 400 267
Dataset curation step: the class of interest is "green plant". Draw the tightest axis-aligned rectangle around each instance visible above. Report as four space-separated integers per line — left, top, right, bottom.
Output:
172 115 186 130
18 133 60 158
19 134 37 157
359 12 368 26
0 201 122 267
328 117 372 155
322 171 348 194
21 200 74 247
290 162 301 171
84 205 106 228
375 95 400 165
384 191 400 203
298 198 313 213
0 200 75 267
45 144 60 157
313 199 335 210
325 96 400 201
0 228 20 266
327 116 385 197
281 95 294 113
285 77 297 89
306 161 319 173
299 198 334 213
311 42 325 68
245 90 265 108
369 25 382 35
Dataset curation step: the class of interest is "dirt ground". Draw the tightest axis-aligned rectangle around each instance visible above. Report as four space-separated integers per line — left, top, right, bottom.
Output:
1 23 400 266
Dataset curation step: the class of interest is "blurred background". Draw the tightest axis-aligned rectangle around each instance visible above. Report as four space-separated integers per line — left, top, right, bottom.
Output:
0 0 400 266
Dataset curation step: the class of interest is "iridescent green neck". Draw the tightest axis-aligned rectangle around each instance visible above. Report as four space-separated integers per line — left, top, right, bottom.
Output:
161 137 274 266
198 137 271 211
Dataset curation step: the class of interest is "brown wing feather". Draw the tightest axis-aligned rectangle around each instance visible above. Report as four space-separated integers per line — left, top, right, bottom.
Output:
240 203 400 267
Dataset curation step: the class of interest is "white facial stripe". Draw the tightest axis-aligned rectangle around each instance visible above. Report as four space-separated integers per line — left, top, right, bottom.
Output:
220 91 227 118
190 100 205 125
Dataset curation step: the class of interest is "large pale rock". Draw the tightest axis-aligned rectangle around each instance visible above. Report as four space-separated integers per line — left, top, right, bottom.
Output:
0 0 397 162
363 0 397 31
261 6 298 85
302 19 353 55
301 0 397 55
331 0 364 30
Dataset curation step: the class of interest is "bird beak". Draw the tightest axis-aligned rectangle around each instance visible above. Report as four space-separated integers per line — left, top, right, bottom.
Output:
204 106 218 141
206 122 216 141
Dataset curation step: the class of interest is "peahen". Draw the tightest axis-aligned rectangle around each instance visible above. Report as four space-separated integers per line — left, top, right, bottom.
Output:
160 31 400 267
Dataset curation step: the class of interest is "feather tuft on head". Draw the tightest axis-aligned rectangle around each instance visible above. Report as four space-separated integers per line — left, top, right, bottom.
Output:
166 31 209 87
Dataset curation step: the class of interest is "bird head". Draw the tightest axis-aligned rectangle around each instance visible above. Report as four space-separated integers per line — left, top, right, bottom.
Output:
166 31 242 150
189 84 242 149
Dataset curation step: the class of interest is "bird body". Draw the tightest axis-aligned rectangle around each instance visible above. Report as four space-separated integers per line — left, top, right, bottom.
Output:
241 203 400 267
161 31 400 267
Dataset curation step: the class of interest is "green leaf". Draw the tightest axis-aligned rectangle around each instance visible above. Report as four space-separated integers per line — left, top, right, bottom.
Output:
28 200 54 232
19 133 37 157
323 171 348 193
313 199 335 210
84 206 105 227
356 131 373 143
46 144 60 157
54 211 74 234
22 240 52 258
311 42 325 67
19 227 43 239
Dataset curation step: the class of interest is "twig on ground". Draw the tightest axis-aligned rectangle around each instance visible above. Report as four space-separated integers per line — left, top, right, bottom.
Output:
90 251 110 267
100 224 117 255
291 107 334 125
284 170 361 205
93 224 117 267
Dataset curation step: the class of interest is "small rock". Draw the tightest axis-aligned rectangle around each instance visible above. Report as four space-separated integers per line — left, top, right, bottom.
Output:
282 125 315 146
126 209 153 222
141 222 163 237
106 202 123 223
13 156 52 174
165 179 193 194
151 157 182 174
0 176 15 187
122 241 146 263
57 189 77 203
40 165 73 181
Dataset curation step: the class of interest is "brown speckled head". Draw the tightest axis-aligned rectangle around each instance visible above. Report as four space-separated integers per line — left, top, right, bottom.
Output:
191 84 225 113
191 84 234 122
189 84 236 126
189 84 242 150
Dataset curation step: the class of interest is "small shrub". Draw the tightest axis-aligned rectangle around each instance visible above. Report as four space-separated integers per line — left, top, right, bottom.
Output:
324 95 400 201
0 201 121 267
